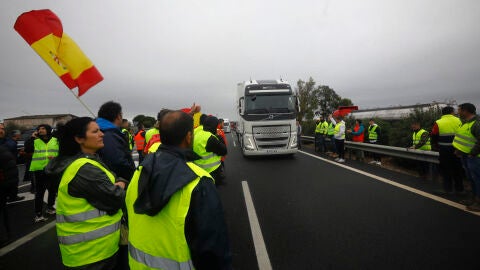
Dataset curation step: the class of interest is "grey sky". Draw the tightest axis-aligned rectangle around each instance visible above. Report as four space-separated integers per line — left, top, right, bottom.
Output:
1 0 479 121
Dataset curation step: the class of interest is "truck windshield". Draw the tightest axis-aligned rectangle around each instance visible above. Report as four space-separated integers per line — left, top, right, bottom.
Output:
245 94 295 114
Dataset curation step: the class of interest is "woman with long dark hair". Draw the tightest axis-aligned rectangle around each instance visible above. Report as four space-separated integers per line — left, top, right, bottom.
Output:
46 117 128 269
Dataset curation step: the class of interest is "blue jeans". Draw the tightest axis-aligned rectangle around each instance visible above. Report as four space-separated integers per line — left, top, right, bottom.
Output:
315 134 326 152
461 156 480 196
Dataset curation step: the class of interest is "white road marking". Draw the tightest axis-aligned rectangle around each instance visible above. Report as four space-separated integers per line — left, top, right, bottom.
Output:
19 183 31 188
298 150 480 217
0 221 56 256
241 181 272 270
231 133 237 148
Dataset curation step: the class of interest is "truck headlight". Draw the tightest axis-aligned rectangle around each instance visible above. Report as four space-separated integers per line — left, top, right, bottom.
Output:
290 132 297 148
244 134 255 150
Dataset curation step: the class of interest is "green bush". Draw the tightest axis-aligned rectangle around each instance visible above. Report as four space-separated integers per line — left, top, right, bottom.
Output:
301 120 316 136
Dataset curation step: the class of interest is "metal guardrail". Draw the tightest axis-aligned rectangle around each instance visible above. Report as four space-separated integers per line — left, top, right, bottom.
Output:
300 136 440 164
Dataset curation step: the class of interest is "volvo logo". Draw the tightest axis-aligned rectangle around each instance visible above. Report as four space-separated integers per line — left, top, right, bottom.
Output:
268 114 274 120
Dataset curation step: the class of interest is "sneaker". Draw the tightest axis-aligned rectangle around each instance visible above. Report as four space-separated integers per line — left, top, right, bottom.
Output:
338 159 345 163
375 161 382 166
466 202 480 212
369 160 376 164
460 198 475 206
46 208 56 215
34 216 47 223
334 158 340 162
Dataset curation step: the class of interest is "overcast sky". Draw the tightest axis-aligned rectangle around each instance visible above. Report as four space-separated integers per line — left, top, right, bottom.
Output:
1 0 479 121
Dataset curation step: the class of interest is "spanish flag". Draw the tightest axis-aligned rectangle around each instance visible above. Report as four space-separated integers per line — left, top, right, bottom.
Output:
14 9 103 96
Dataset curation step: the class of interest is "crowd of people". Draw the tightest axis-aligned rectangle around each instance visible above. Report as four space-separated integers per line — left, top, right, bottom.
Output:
312 103 480 212
0 101 231 269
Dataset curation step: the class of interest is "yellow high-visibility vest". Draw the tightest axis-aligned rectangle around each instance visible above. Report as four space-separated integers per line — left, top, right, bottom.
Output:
56 157 122 267
453 119 479 156
412 129 431 151
126 162 213 269
193 128 222 173
29 138 58 171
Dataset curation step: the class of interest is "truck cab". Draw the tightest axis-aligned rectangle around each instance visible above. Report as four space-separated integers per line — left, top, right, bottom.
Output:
236 79 299 156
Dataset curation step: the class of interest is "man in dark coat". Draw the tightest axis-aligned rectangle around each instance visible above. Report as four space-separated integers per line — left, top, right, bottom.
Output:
0 145 18 245
96 101 136 181
0 123 23 202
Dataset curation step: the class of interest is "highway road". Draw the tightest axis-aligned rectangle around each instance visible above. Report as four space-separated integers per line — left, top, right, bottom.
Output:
1 135 479 269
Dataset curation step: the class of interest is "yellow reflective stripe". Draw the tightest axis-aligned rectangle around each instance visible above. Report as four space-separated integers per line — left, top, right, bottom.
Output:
56 209 108 223
453 139 475 148
34 150 47 153
455 134 477 143
439 133 456 137
202 153 216 160
129 243 194 270
58 221 120 245
197 160 222 169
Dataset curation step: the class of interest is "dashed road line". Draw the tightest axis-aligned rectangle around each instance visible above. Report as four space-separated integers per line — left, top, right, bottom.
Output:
298 150 480 217
241 181 272 270
231 133 237 147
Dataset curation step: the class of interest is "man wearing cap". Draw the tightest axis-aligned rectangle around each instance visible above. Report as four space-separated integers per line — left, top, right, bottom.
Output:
25 124 59 222
453 103 480 211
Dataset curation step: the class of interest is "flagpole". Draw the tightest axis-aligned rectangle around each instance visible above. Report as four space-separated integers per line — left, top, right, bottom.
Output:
68 89 96 117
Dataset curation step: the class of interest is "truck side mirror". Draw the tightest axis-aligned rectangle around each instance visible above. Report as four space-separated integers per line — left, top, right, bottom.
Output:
239 97 245 115
295 96 301 113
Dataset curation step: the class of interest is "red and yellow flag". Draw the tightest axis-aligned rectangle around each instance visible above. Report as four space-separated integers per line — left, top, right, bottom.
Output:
14 9 103 96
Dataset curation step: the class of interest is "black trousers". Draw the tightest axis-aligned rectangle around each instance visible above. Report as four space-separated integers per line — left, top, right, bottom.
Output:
335 139 345 159
439 149 464 192
368 141 381 162
33 171 57 215
0 186 11 244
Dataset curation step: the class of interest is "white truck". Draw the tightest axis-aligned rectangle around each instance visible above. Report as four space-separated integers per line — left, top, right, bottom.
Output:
236 79 299 156
222 118 231 133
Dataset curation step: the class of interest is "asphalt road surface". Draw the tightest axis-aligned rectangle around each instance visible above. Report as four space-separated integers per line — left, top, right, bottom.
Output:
1 135 479 269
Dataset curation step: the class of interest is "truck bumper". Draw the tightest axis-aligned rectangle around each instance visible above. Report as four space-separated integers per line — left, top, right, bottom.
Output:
243 148 298 156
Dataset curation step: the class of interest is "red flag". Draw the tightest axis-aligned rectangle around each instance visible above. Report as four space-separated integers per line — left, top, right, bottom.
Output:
14 9 103 96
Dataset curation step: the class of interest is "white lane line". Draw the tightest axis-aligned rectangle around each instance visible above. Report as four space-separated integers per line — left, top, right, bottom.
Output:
19 183 31 188
231 133 237 148
298 150 480 217
0 221 56 256
241 181 272 270
6 191 54 206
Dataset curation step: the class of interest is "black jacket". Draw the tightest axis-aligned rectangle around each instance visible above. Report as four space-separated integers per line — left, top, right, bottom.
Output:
0 145 18 189
96 118 136 181
133 144 232 270
45 153 127 215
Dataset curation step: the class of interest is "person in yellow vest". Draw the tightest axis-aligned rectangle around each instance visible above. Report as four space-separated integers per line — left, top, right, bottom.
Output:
45 117 127 269
410 120 431 179
326 118 336 154
126 111 232 269
431 106 464 195
453 103 480 211
121 119 134 152
24 124 59 222
329 114 346 163
315 116 328 153
193 116 227 184
367 119 382 165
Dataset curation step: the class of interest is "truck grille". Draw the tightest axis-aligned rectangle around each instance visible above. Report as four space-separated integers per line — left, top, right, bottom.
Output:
252 125 291 150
